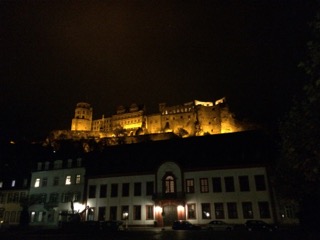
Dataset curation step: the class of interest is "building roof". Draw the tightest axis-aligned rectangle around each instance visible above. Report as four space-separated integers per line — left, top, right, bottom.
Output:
86 130 274 177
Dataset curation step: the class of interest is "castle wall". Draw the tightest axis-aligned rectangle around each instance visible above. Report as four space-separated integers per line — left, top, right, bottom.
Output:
66 99 246 142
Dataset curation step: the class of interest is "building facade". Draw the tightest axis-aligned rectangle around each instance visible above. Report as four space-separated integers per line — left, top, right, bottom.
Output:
86 162 274 227
28 158 86 227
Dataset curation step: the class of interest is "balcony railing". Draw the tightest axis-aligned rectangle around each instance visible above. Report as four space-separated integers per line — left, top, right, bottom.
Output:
152 192 186 201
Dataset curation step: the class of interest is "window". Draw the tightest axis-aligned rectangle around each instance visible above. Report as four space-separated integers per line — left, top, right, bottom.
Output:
282 205 296 219
20 192 26 201
186 179 195 193
146 181 154 196
49 193 59 203
100 184 107 198
121 206 129 220
11 180 16 187
110 206 117 221
242 202 253 219
10 211 16 222
61 193 71 203
134 182 141 196
111 184 118 197
67 159 72 168
75 175 81 184
88 185 96 198
200 178 209 193
87 208 95 221
65 176 72 185
214 203 225 219
146 205 154 220
39 193 47 203
13 192 19 203
255 175 266 191
164 175 175 193
53 177 59 186
224 177 235 192
187 204 196 219
73 192 81 202
0 193 6 203
258 201 271 218
122 183 129 197
212 177 222 192
0 181 3 188
98 207 106 221
239 176 250 191
34 178 40 188
42 178 47 187
7 193 14 203
201 203 211 219
77 158 82 167
227 202 238 219
133 205 141 220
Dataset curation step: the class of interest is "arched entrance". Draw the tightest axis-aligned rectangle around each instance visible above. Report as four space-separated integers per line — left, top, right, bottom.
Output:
163 205 178 226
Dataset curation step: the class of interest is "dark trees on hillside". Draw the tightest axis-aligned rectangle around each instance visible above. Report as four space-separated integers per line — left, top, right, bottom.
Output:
278 13 320 231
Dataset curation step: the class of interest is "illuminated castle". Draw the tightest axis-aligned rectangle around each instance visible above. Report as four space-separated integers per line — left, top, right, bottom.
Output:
69 98 245 139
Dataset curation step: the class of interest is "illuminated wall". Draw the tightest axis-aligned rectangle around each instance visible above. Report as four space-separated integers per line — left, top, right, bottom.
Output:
69 98 246 139
71 102 93 131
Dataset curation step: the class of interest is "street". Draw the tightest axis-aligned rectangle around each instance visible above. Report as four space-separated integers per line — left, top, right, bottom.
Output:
1 227 317 240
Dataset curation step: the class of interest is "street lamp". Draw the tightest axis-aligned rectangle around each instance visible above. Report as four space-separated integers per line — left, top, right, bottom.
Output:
123 212 128 230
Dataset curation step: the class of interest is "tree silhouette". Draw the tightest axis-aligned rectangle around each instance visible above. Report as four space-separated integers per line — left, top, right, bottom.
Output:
278 12 320 231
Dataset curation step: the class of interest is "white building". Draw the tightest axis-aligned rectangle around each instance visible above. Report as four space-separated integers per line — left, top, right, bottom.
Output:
28 158 86 227
84 130 287 227
86 162 274 227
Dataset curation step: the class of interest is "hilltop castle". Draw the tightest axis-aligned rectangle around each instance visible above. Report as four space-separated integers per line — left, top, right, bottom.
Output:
49 98 250 143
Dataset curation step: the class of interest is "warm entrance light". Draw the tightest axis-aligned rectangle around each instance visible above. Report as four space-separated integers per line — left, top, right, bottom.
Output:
155 206 163 213
177 205 184 211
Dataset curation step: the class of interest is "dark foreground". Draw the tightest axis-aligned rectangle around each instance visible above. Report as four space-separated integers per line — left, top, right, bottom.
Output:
1 227 319 240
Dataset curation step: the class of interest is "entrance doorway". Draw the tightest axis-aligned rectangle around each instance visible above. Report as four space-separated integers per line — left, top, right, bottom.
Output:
163 205 177 226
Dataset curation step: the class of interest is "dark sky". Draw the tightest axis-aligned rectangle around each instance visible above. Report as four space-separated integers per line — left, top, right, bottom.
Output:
0 0 317 140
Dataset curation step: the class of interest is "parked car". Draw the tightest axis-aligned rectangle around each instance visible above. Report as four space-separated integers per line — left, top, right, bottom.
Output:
244 220 278 231
100 220 124 231
206 220 234 231
172 220 201 230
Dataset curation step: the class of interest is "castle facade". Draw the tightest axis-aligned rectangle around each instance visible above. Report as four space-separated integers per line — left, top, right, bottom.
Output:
70 98 244 140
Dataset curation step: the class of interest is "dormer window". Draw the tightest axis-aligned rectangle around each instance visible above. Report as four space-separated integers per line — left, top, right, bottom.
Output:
37 162 42 171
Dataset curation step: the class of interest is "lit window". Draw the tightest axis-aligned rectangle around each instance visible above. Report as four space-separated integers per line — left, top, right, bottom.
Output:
65 176 72 185
146 205 154 220
200 178 209 193
165 176 175 193
75 175 81 184
0 182 3 188
11 180 16 187
186 179 194 193
34 178 40 188
187 204 196 219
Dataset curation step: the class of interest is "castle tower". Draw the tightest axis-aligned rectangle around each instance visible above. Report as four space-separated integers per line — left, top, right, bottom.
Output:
71 102 93 131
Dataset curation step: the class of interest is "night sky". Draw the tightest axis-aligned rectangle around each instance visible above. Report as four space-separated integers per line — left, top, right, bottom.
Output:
0 1 317 140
